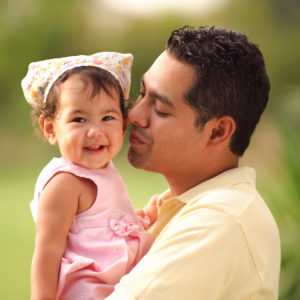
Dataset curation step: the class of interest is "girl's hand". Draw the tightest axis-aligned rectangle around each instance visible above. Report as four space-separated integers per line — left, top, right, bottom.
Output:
136 194 160 226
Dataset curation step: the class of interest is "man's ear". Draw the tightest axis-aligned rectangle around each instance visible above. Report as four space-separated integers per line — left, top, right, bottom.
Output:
39 115 57 145
208 116 236 146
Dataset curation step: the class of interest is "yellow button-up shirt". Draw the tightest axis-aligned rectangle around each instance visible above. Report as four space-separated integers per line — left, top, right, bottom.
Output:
106 166 280 300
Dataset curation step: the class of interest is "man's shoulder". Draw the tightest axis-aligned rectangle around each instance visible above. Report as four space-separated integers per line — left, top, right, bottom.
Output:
184 186 256 218
176 184 279 249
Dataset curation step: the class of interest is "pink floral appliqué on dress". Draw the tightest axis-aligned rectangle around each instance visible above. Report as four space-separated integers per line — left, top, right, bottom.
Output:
110 216 150 237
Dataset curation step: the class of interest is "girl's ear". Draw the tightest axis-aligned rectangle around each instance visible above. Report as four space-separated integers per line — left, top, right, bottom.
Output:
39 115 57 145
208 116 236 147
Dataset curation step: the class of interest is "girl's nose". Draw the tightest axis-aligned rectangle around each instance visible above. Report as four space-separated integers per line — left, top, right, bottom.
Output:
86 125 103 138
128 98 150 128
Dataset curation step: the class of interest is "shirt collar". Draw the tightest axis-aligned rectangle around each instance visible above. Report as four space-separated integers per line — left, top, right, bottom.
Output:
157 166 256 206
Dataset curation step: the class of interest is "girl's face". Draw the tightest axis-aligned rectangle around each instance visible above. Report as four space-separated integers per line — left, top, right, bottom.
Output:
41 74 124 169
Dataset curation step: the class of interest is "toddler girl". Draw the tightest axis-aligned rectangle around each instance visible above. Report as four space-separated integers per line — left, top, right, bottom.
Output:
21 52 153 300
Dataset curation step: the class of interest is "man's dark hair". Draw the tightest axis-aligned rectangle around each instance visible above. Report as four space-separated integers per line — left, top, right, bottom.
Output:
166 26 270 156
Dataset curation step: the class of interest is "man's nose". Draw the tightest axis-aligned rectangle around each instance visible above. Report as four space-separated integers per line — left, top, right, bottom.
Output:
128 98 149 128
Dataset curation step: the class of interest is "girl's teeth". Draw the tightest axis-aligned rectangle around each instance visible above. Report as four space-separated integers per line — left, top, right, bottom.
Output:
88 145 103 150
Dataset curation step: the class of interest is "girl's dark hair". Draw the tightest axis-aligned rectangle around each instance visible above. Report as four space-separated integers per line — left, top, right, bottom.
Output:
32 66 128 133
167 26 270 156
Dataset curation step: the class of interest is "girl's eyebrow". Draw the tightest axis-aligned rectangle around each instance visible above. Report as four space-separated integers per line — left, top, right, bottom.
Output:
140 75 175 109
69 108 120 115
103 108 121 114
69 109 84 115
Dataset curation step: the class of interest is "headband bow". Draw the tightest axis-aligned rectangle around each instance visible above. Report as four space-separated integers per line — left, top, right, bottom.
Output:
21 52 133 109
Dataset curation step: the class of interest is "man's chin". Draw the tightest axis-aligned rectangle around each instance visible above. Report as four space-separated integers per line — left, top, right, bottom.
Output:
127 147 148 170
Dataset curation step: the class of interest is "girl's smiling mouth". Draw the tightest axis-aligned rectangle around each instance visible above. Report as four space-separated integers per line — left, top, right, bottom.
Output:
85 145 105 151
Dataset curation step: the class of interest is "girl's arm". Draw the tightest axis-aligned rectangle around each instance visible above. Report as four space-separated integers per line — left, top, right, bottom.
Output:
31 172 81 300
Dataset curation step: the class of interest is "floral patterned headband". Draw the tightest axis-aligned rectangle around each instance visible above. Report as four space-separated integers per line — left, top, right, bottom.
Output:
21 52 133 109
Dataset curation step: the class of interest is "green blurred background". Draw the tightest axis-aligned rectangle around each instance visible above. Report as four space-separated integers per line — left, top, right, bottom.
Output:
1 0 299 298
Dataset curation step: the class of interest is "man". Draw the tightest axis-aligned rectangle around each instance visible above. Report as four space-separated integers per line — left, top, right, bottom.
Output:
107 26 280 299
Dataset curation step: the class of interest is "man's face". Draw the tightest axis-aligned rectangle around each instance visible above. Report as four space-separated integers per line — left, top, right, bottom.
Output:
128 51 213 179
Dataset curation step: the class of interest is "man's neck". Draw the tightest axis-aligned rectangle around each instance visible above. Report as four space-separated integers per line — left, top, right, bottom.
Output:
167 157 239 197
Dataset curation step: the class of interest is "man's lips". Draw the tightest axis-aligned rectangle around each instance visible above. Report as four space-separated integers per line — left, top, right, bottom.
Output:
129 128 147 145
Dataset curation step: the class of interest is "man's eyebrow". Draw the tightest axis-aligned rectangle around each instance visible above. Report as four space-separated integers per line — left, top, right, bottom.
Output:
140 75 175 109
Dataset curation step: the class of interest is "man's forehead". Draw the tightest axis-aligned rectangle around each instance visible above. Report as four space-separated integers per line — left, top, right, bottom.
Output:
143 51 196 98
146 51 168 73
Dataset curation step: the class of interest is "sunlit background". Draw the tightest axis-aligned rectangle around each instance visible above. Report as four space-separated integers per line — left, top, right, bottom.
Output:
0 0 299 298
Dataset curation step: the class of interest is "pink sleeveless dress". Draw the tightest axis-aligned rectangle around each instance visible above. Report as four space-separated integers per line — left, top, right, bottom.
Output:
31 157 153 300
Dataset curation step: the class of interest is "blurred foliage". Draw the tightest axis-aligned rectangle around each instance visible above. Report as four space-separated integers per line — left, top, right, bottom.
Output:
262 86 300 299
277 130 300 299
0 0 299 299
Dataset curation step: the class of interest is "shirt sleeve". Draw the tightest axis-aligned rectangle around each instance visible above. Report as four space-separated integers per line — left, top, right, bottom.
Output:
106 205 257 300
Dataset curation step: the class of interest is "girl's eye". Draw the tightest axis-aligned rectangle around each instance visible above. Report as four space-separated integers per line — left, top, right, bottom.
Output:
72 117 86 123
102 116 114 121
